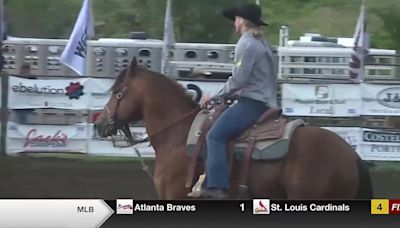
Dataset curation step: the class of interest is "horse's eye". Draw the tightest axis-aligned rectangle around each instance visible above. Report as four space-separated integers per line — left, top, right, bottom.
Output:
116 93 123 99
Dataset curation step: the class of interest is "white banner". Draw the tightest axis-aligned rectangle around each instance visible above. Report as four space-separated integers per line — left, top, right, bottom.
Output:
8 76 91 109
87 124 155 157
178 80 225 102
323 127 362 153
360 129 400 161
7 122 89 154
362 84 400 116
7 77 226 110
321 127 400 161
87 78 114 110
282 83 361 117
87 79 225 110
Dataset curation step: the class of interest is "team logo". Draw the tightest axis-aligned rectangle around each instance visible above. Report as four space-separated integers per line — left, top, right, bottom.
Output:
253 199 270 215
65 82 84 99
116 199 134 215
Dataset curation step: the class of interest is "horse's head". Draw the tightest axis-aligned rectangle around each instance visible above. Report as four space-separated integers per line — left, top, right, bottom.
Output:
95 57 144 138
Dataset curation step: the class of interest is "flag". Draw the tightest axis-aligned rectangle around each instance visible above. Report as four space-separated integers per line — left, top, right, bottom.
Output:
349 2 369 83
161 0 175 75
60 0 94 76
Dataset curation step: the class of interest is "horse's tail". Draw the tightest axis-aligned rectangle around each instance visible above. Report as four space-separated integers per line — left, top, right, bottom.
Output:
355 158 373 199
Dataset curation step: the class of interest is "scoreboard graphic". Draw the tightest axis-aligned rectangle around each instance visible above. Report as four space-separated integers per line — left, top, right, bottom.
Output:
371 199 400 215
0 199 399 227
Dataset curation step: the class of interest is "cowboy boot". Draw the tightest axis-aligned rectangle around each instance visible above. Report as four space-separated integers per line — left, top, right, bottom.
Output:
187 174 206 198
201 188 229 199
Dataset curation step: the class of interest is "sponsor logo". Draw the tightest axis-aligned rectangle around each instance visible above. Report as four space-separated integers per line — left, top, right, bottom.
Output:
253 199 270 215
363 131 400 143
348 108 356 114
285 108 293 113
24 129 68 148
377 87 400 109
116 199 134 215
12 83 65 95
315 86 329 99
65 82 85 99
76 125 86 132
12 82 85 100
186 84 202 103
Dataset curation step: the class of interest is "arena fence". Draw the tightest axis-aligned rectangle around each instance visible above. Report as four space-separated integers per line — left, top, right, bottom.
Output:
1 74 400 160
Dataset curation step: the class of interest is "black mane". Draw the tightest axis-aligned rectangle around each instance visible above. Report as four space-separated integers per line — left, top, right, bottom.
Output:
110 68 128 92
110 66 199 109
149 70 199 109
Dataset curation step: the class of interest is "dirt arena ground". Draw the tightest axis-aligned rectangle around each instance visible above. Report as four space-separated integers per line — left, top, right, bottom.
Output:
0 155 399 199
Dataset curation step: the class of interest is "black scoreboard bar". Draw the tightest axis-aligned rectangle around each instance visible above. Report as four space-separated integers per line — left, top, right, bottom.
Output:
102 200 400 228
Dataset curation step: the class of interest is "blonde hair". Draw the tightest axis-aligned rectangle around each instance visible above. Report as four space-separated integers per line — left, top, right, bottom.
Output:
243 19 263 39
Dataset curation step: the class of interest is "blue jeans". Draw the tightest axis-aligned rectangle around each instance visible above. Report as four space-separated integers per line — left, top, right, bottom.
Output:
204 97 269 190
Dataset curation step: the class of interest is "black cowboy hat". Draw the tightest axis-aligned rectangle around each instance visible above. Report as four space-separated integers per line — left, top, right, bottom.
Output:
222 3 268 26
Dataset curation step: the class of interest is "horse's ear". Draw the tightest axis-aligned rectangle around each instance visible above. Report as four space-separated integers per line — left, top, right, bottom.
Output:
129 56 137 70
127 56 138 78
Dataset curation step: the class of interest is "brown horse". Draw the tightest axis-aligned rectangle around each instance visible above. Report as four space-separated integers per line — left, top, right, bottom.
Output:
95 57 373 200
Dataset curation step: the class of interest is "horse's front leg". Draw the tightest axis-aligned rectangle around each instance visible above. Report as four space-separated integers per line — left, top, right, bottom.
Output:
153 171 190 199
153 174 167 199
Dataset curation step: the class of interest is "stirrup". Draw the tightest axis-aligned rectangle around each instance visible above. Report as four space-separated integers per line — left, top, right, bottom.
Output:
187 174 206 198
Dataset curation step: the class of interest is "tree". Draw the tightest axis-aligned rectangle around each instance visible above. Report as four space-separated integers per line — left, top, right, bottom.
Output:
6 0 81 38
374 5 400 50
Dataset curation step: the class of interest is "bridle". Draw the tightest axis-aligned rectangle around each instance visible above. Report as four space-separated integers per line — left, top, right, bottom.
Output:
105 85 128 129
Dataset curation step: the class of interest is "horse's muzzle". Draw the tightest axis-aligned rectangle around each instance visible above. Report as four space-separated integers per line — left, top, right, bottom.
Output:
95 120 118 138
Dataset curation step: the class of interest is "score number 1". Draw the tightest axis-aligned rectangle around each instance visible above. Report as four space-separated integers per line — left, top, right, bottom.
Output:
240 203 245 212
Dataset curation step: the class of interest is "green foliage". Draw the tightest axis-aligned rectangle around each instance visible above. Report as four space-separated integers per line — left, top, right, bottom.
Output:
3 0 400 50
370 3 400 50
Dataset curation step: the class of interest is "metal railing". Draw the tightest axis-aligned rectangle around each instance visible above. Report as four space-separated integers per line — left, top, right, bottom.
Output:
278 50 400 81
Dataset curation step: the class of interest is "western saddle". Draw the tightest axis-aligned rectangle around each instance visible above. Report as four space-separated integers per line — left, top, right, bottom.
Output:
185 100 287 198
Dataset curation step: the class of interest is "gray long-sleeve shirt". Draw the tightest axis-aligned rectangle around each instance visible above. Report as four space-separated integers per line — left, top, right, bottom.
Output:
219 31 277 108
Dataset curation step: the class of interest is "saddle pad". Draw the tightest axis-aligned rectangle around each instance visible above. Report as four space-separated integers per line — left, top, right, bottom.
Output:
186 111 305 160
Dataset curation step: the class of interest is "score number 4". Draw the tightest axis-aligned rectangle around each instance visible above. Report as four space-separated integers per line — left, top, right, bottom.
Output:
371 199 389 215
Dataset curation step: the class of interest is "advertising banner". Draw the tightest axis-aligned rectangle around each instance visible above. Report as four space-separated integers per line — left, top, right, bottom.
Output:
87 124 155 157
177 80 225 102
87 78 114 110
323 127 362 153
282 84 361 117
7 122 88 154
8 76 90 110
362 84 400 116
359 129 400 161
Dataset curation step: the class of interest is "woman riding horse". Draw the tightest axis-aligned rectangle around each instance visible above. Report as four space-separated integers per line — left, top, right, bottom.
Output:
199 3 277 199
95 4 372 201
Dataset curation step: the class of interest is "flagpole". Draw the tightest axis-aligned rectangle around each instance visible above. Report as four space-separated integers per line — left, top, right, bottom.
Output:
161 0 175 76
349 0 367 83
0 0 7 157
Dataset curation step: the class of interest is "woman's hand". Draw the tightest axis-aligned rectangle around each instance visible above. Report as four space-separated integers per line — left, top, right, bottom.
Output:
200 95 211 109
